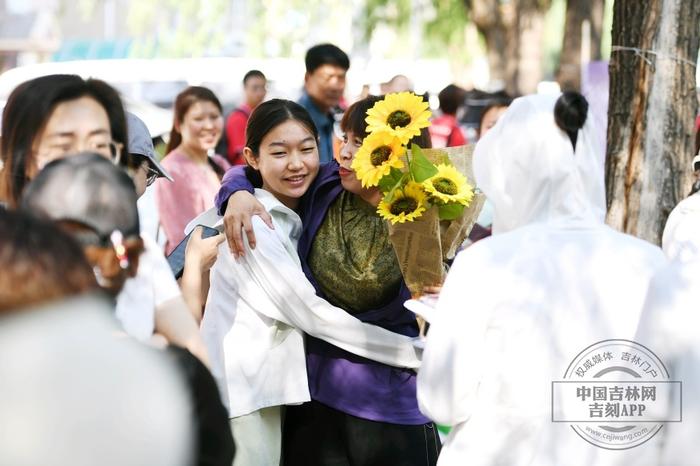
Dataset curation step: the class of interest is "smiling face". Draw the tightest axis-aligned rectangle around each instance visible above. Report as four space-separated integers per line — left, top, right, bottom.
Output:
244 120 320 209
31 96 114 176
177 100 224 154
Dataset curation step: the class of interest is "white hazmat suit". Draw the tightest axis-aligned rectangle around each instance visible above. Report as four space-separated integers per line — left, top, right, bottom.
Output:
635 191 700 466
418 94 666 466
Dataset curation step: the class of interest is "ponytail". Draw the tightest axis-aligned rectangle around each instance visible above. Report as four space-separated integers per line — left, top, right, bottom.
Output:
554 91 588 151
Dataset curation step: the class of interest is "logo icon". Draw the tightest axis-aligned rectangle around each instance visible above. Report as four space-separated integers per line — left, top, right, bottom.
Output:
552 339 681 450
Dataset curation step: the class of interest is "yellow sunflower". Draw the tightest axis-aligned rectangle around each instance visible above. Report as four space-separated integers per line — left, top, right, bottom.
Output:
422 163 474 206
365 92 432 145
351 130 406 188
377 182 428 224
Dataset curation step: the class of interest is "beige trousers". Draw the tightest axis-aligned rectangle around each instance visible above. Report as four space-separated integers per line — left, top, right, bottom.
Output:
229 406 282 466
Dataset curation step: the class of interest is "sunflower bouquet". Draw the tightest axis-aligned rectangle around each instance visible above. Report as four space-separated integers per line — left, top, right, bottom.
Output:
351 92 485 297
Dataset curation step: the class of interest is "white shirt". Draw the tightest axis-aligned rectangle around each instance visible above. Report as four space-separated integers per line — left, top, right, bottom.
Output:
115 233 181 341
201 189 421 418
137 184 161 245
418 95 666 466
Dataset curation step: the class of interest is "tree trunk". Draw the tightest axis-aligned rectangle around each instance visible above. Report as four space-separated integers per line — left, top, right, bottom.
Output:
605 0 700 245
557 0 604 91
468 0 509 88
516 4 547 94
467 0 550 95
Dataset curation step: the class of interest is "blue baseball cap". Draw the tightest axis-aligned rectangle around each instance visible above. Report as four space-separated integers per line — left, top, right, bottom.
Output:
126 112 173 182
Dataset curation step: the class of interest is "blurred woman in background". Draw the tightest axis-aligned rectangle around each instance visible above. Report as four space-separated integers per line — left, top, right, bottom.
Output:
156 86 231 254
0 74 129 208
0 74 208 365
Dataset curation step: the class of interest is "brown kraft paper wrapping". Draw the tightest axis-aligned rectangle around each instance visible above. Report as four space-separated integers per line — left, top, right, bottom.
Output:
387 144 486 297
388 206 445 297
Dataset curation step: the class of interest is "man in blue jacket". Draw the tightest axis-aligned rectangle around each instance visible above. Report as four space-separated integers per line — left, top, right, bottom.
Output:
298 43 349 164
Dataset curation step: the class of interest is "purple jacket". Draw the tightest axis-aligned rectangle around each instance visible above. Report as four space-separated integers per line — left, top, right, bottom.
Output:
215 163 428 424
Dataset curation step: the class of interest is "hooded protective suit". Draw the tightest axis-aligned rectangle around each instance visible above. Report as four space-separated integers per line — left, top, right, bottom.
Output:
661 192 700 262
417 94 666 466
634 194 700 466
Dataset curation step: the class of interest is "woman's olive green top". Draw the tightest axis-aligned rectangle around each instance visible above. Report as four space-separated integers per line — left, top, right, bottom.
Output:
308 191 403 315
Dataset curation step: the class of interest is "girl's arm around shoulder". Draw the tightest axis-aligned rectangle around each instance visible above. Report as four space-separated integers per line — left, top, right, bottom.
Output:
241 216 422 369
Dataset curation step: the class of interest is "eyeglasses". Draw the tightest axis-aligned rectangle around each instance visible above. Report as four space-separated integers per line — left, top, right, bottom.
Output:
36 139 124 170
126 159 161 187
145 165 160 187
105 141 124 164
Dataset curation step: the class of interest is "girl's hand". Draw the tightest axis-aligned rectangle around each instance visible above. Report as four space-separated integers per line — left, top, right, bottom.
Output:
185 226 226 273
223 191 273 257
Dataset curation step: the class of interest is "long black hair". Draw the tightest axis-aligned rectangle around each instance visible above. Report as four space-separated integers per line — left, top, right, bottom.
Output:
243 99 318 186
0 74 128 207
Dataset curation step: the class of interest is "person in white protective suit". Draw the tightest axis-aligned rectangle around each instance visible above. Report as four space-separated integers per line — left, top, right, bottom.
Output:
660 153 700 262
634 176 700 466
417 92 667 466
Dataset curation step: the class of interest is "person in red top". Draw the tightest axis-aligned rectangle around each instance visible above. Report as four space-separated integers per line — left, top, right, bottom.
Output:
225 70 267 165
429 84 467 148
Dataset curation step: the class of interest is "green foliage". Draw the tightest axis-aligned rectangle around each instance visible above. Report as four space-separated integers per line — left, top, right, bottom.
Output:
422 0 469 58
438 202 465 220
601 0 615 59
434 150 452 166
126 0 230 58
542 0 565 79
378 167 406 192
362 0 413 45
362 0 470 60
245 0 352 58
409 145 438 182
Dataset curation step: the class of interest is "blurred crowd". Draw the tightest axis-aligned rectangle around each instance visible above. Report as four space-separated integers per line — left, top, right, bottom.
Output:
0 41 699 466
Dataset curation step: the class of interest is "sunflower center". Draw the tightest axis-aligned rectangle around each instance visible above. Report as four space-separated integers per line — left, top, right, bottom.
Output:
390 197 418 216
433 177 458 195
370 146 393 166
387 110 411 129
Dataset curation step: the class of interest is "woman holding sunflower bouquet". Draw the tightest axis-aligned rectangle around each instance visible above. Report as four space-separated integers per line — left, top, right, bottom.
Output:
216 93 441 465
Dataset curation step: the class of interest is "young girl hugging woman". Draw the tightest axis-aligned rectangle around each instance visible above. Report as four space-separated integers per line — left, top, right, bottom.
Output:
215 96 441 466
200 99 422 466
